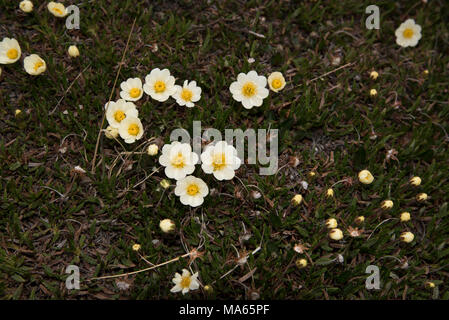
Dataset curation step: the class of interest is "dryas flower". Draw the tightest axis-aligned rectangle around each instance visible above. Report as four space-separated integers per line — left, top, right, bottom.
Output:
229 70 269 109
159 219 175 233
381 200 394 210
370 71 379 80
0 38 21 64
19 0 33 12
120 78 143 102
132 244 141 251
295 258 307 268
48 1 67 17
147 144 159 156
395 19 422 48
118 116 144 144
292 194 303 205
173 80 201 108
104 125 119 139
267 71 286 92
159 142 199 180
174 176 208 207
170 269 200 295
325 218 338 229
409 176 422 186
326 188 334 198
358 170 374 184
68 45 80 58
400 212 411 222
370 88 377 97
143 68 176 102
329 228 344 241
200 141 241 181
400 231 414 243
23 54 46 75
416 193 428 202
105 99 138 129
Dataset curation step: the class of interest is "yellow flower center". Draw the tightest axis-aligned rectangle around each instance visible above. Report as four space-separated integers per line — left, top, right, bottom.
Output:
127 123 140 136
53 7 63 15
403 28 414 39
271 78 283 89
171 152 185 168
212 153 226 171
34 61 44 72
7 48 18 60
186 184 199 196
242 82 256 97
114 110 126 122
154 80 166 93
180 276 191 288
181 88 193 102
129 88 141 98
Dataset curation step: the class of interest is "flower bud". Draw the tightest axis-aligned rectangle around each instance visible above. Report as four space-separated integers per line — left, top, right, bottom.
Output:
19 0 33 13
400 212 411 222
358 170 374 184
370 71 379 80
204 285 213 293
292 194 303 206
329 228 343 241
409 176 421 186
425 281 435 289
147 144 158 156
15 109 22 117
308 171 316 178
68 45 80 58
160 179 171 189
355 216 365 224
132 244 141 251
370 88 377 97
416 193 428 202
400 231 414 243
325 218 338 229
104 125 118 139
159 219 175 233
326 188 334 198
295 258 307 268
381 200 394 210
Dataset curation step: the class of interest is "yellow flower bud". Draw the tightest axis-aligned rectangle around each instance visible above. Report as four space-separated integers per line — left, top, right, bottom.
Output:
416 193 428 202
370 71 379 80
292 194 303 206
409 176 422 186
159 219 175 233
295 258 307 268
68 45 80 58
423 69 429 76
104 125 119 139
400 212 411 222
400 231 414 243
325 218 338 229
160 179 171 189
308 171 316 177
358 170 374 184
370 89 377 97
326 188 334 198
19 0 34 13
15 109 22 117
329 228 343 241
355 216 365 224
132 244 141 251
381 200 394 210
425 281 435 289
147 144 158 156
204 285 213 293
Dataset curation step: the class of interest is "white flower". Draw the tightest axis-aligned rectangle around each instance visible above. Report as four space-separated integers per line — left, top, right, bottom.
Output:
358 170 374 184
200 141 241 180
118 116 144 144
400 231 414 243
19 0 33 13
143 68 176 102
120 78 143 102
158 142 199 180
267 71 286 92
105 99 138 129
174 176 208 207
229 70 269 109
0 38 21 64
170 269 200 295
395 19 422 48
173 80 201 108
47 1 67 17
159 219 175 233
23 54 46 75
147 144 159 156
68 45 79 58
